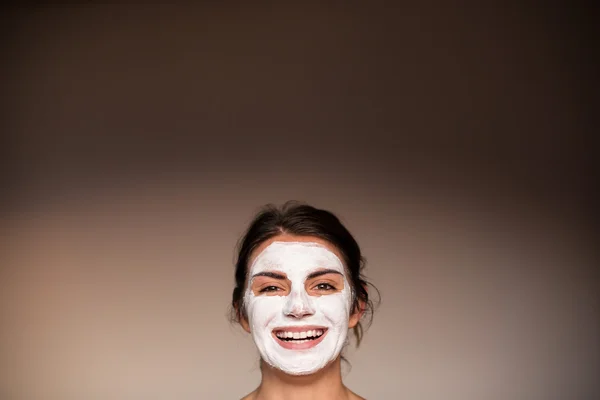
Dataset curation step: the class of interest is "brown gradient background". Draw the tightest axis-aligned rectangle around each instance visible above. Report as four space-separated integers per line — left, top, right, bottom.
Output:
0 4 597 400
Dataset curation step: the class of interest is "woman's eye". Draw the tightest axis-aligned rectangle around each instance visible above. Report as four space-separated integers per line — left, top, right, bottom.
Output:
315 283 336 291
259 286 281 293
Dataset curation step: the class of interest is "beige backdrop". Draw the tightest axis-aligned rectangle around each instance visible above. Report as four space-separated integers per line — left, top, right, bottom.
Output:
1 4 597 400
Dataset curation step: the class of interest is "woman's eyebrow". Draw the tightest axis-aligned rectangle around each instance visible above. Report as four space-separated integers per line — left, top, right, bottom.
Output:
251 271 287 280
306 269 343 280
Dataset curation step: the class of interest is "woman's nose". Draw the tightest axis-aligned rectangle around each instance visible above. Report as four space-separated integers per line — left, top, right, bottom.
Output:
283 290 315 318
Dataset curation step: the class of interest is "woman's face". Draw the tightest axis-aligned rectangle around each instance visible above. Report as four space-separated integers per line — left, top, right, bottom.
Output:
240 234 362 375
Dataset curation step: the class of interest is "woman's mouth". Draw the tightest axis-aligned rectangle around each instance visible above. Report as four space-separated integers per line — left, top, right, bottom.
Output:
272 327 328 350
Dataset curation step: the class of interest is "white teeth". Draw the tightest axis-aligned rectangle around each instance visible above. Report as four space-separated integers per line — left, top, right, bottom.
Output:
275 329 326 340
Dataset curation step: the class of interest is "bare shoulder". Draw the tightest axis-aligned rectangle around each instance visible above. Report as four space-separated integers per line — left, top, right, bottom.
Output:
348 389 367 400
240 390 257 400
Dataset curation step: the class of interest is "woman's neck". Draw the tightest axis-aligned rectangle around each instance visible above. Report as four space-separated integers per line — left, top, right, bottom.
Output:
251 357 351 400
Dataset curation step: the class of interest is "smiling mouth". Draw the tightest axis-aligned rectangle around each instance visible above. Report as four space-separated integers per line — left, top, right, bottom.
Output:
271 327 328 349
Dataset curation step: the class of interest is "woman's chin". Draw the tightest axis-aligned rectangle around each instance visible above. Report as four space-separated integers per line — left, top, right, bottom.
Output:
262 356 340 377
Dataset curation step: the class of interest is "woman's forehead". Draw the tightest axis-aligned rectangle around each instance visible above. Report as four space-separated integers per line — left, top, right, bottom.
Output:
249 238 345 274
249 234 345 267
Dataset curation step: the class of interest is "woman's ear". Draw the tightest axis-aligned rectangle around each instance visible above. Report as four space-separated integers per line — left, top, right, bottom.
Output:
348 284 367 329
237 307 251 333
348 301 366 328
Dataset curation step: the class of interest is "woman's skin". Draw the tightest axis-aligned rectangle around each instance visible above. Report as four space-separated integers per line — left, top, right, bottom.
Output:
239 234 366 400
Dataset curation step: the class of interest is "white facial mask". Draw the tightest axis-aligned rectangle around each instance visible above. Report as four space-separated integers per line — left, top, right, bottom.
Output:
244 241 352 375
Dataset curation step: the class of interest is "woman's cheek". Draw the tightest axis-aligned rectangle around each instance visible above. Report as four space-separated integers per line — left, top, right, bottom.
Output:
248 295 287 328
313 292 351 324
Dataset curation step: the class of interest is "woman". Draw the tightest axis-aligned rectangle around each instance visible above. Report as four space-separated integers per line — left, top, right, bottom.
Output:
231 201 377 400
